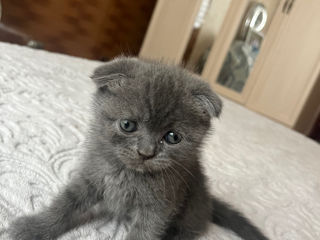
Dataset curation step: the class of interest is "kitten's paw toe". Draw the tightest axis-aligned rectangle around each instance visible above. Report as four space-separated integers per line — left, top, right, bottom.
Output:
9 215 48 240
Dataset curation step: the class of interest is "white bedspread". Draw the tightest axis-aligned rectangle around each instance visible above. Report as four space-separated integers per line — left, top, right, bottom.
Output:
0 42 319 240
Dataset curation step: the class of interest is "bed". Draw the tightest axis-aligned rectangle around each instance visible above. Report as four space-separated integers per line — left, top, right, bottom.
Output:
0 42 319 240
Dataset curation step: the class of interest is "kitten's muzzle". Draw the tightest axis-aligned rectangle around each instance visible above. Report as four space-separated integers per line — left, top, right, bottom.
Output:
137 145 156 160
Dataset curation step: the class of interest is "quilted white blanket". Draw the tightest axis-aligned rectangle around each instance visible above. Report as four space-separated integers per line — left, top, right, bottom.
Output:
0 42 320 240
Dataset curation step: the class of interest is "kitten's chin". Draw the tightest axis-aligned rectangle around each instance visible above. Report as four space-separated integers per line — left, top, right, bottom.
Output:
123 160 170 173
130 164 148 173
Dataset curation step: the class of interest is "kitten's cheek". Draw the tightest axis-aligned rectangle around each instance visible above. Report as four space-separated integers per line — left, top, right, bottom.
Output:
110 133 128 145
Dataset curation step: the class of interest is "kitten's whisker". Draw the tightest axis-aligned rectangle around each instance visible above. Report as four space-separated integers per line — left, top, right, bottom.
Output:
168 165 191 191
164 168 176 202
171 159 195 179
160 169 166 198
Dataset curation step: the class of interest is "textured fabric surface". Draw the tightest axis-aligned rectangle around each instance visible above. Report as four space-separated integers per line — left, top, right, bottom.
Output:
0 42 320 240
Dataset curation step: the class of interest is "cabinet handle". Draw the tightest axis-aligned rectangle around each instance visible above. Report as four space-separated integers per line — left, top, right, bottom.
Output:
286 0 295 14
282 0 289 13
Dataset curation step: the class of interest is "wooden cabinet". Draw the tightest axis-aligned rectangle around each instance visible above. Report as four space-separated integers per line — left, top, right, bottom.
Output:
140 0 320 135
246 0 320 130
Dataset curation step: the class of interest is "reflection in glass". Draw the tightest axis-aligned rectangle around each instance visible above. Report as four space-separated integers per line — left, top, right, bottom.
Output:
216 2 267 93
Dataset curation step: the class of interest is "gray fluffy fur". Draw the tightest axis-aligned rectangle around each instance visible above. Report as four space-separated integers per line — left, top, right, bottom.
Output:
9 57 268 240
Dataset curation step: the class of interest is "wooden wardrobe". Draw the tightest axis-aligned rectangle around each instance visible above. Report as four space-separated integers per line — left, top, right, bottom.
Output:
140 0 320 136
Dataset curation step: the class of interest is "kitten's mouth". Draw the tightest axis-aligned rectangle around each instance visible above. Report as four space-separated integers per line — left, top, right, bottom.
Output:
125 162 148 173
124 158 170 173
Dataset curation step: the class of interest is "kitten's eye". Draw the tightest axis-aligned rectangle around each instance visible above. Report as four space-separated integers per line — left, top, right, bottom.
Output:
120 120 137 132
164 131 181 144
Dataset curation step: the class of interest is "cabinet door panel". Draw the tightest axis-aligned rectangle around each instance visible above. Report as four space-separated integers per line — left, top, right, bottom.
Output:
247 0 320 126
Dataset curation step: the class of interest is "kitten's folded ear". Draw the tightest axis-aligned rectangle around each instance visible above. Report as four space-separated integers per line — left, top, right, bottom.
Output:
91 57 138 91
193 84 223 118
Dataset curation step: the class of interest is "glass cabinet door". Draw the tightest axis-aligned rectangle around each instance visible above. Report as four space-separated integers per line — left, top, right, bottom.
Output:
182 0 283 103
215 2 268 93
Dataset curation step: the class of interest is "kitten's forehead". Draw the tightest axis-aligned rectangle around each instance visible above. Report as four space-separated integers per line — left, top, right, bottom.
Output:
94 57 222 127
115 68 198 128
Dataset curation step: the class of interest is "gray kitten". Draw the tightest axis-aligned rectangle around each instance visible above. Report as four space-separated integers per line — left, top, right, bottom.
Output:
9 57 268 240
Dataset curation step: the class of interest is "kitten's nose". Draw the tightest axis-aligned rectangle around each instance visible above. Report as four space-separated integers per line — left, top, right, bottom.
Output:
137 145 155 160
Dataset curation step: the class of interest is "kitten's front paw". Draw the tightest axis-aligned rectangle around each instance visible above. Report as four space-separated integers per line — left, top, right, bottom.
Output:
9 215 49 240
